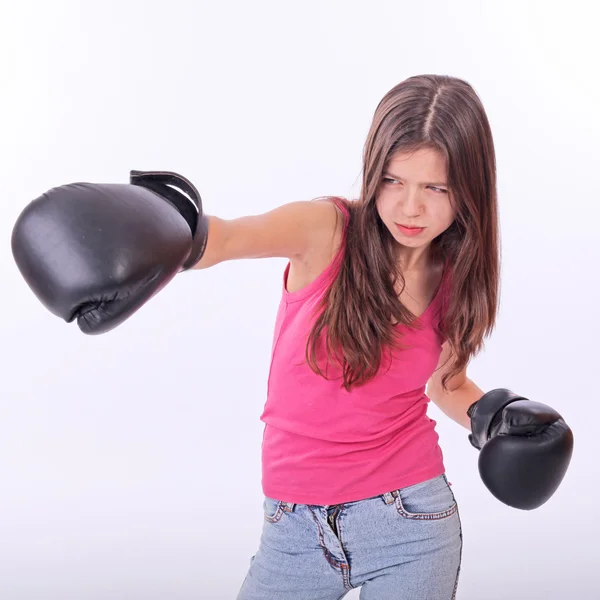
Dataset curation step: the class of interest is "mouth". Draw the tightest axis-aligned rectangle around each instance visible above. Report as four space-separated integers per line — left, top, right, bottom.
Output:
396 223 426 235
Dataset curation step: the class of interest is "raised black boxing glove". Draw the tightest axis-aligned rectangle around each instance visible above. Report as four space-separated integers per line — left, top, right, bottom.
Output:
11 170 209 334
467 388 574 510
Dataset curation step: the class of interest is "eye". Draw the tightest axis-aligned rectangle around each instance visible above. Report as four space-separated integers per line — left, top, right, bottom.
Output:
383 177 400 185
428 186 448 194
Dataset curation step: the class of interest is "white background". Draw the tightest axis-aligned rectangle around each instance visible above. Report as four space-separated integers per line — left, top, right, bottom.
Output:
1 1 599 598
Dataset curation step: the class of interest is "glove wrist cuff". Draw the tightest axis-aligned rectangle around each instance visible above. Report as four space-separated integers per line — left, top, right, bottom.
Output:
183 213 209 269
468 388 527 449
130 170 209 269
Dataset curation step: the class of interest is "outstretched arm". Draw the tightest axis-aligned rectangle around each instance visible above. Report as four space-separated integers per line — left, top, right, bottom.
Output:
192 199 339 269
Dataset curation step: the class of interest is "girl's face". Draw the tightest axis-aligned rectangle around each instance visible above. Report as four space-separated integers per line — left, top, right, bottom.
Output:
376 147 457 269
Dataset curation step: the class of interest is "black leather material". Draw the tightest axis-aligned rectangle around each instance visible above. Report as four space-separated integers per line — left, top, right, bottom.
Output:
468 388 574 510
11 170 208 334
467 388 526 450
129 169 208 269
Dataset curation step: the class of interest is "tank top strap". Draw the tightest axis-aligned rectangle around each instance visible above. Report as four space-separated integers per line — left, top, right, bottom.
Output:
328 196 350 247
329 196 349 217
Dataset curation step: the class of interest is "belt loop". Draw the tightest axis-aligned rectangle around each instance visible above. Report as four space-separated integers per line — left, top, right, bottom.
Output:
382 490 398 505
283 501 296 512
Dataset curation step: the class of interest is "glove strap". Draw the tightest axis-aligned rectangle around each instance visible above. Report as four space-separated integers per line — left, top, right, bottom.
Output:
467 388 527 450
130 170 209 269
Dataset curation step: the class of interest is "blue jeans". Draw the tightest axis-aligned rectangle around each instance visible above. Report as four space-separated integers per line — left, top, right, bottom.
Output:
237 474 462 600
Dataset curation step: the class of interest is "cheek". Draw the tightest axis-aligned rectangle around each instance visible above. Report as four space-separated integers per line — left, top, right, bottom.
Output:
375 196 386 220
448 205 458 225
376 194 393 219
435 200 456 225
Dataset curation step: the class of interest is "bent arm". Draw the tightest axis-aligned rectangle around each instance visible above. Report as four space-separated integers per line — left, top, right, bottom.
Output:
426 341 484 429
428 378 485 429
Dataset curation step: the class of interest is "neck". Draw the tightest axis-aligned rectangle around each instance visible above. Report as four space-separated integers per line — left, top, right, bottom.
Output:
396 247 432 272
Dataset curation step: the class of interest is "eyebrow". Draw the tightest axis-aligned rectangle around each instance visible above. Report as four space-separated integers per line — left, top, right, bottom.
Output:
383 172 448 186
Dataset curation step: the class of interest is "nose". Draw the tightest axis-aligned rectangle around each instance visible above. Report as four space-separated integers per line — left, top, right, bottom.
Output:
402 188 423 218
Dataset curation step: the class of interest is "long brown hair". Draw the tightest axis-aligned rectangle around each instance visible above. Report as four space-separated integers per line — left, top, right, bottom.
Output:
306 74 500 392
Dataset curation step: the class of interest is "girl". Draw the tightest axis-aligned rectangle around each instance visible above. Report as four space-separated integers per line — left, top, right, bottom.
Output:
194 73 499 599
12 73 571 598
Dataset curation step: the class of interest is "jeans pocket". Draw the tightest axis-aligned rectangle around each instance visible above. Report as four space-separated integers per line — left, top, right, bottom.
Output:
263 496 285 523
394 474 458 521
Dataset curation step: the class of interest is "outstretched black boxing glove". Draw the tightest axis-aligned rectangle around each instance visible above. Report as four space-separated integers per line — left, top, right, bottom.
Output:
467 388 574 510
11 170 209 334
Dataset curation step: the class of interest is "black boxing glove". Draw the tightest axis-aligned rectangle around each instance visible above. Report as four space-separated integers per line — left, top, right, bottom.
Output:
11 170 209 334
467 388 574 510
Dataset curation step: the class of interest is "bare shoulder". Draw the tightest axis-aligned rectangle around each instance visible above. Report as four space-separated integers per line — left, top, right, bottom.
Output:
309 197 346 255
286 197 347 293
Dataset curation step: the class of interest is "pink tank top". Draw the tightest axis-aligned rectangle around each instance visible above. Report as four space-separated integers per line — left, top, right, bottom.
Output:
260 198 449 505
